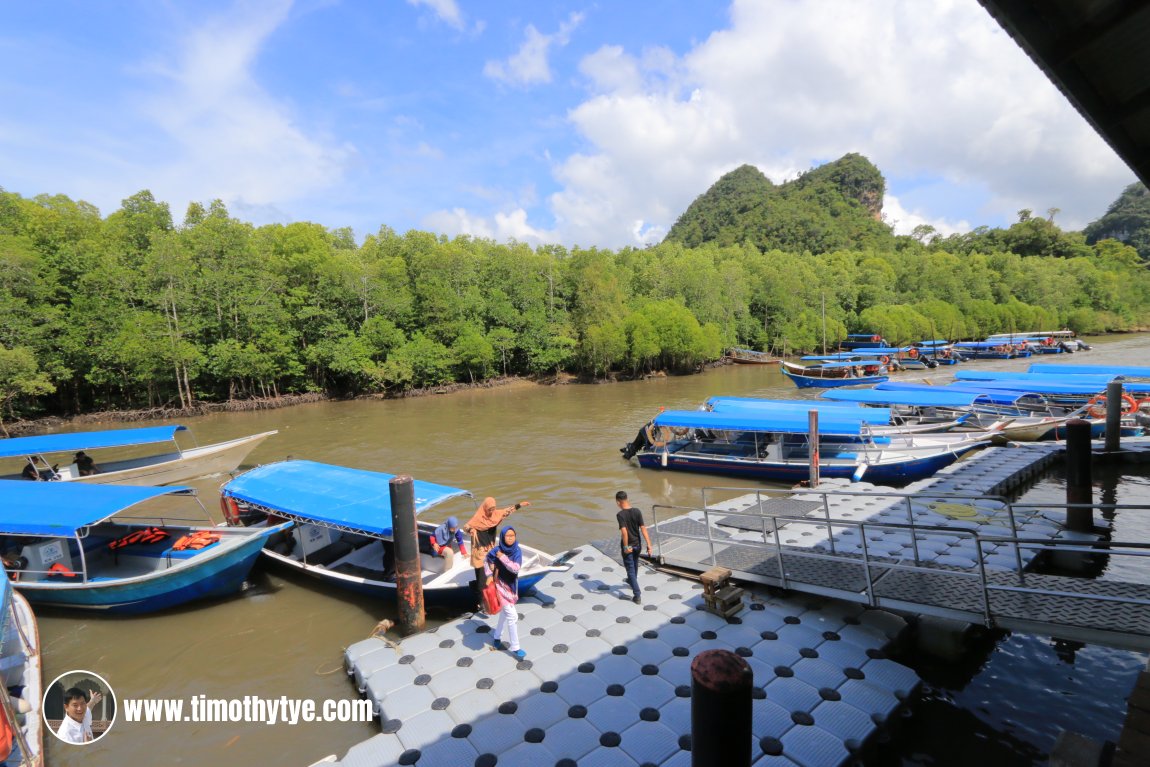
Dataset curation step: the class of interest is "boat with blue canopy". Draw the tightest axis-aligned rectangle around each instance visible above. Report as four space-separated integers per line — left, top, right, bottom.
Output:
0 425 277 487
779 360 889 388
952 341 1020 359
220 461 570 602
839 334 891 351
704 396 964 433
0 482 283 613
874 381 1145 440
621 409 992 485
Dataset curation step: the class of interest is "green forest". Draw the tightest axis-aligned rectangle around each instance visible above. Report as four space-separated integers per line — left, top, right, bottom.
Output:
2 152 1150 422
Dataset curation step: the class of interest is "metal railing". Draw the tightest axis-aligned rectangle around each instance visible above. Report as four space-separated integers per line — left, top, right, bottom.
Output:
649 494 1150 638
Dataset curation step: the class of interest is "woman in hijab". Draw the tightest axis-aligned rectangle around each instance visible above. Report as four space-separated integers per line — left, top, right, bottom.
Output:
486 526 525 659
463 497 530 604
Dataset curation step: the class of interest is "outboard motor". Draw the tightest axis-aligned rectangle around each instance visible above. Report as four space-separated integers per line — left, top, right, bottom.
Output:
621 422 652 460
1058 341 1075 353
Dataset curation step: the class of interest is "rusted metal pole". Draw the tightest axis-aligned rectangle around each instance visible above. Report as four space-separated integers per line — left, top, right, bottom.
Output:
390 475 425 635
808 410 820 488
1065 419 1093 533
1105 381 1123 453
691 649 752 767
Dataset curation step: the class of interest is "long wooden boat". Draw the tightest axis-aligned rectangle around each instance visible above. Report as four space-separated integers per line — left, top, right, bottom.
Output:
873 382 1144 440
780 360 889 389
0 483 284 614
952 341 1019 360
725 348 780 364
0 426 277 486
839 334 889 351
220 461 571 603
0 577 42 766
622 409 993 486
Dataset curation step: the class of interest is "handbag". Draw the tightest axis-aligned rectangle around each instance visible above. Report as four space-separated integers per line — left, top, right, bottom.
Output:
481 579 503 613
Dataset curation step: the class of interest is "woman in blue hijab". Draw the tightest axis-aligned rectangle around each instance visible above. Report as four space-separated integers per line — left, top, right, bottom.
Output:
485 526 525 659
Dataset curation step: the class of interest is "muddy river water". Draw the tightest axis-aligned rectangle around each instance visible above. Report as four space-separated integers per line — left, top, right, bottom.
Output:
39 335 1150 766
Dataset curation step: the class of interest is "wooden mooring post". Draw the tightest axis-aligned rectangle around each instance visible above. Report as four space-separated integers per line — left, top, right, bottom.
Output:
390 475 425 635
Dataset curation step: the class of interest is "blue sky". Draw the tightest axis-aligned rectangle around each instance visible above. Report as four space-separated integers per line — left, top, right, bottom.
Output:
0 0 1136 248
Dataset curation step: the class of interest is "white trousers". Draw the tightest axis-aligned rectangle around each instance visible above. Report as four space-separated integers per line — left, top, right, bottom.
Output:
494 601 520 651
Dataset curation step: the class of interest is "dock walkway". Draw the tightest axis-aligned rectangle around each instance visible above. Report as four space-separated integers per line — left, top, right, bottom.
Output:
335 547 916 767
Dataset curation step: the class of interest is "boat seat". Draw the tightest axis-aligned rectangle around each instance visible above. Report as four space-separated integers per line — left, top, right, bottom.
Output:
159 541 220 560
303 539 356 566
330 562 388 581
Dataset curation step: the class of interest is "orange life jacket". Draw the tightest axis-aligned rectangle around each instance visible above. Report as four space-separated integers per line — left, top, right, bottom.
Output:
48 562 76 576
171 531 221 551
109 526 170 551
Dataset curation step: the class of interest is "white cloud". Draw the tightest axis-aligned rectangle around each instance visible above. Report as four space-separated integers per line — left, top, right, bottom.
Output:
139 0 354 214
424 206 556 244
484 13 584 87
882 194 970 238
537 0 1134 247
406 0 465 30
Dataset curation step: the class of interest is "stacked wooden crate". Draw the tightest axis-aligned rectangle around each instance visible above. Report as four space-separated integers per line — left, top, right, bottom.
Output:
700 566 744 618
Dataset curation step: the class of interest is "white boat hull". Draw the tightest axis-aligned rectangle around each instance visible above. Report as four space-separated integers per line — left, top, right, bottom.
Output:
6 431 277 487
4 587 42 766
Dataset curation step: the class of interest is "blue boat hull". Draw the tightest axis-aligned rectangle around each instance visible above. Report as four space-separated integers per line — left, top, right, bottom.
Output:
18 529 275 614
637 445 978 486
781 370 888 389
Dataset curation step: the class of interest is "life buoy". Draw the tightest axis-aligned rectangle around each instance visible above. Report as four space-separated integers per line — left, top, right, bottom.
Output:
645 423 668 448
907 348 919 359
1087 393 1138 418
1137 397 1150 412
221 495 242 526
879 355 891 366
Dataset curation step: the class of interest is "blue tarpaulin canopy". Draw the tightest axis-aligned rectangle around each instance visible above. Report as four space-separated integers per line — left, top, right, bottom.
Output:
1029 364 1150 378
794 360 882 370
0 483 193 536
653 409 865 435
221 460 472 537
801 350 894 361
953 341 1012 350
0 426 188 460
955 371 1117 384
821 388 989 407
953 379 1150 396
705 397 892 424
876 382 1041 406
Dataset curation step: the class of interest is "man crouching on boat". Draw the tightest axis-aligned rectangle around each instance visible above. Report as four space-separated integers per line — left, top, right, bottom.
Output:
429 516 468 570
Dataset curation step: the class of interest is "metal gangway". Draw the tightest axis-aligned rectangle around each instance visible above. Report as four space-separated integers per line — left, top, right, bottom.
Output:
650 487 1150 651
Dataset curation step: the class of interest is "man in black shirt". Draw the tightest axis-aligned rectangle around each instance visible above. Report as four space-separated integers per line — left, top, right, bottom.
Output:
615 491 653 604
